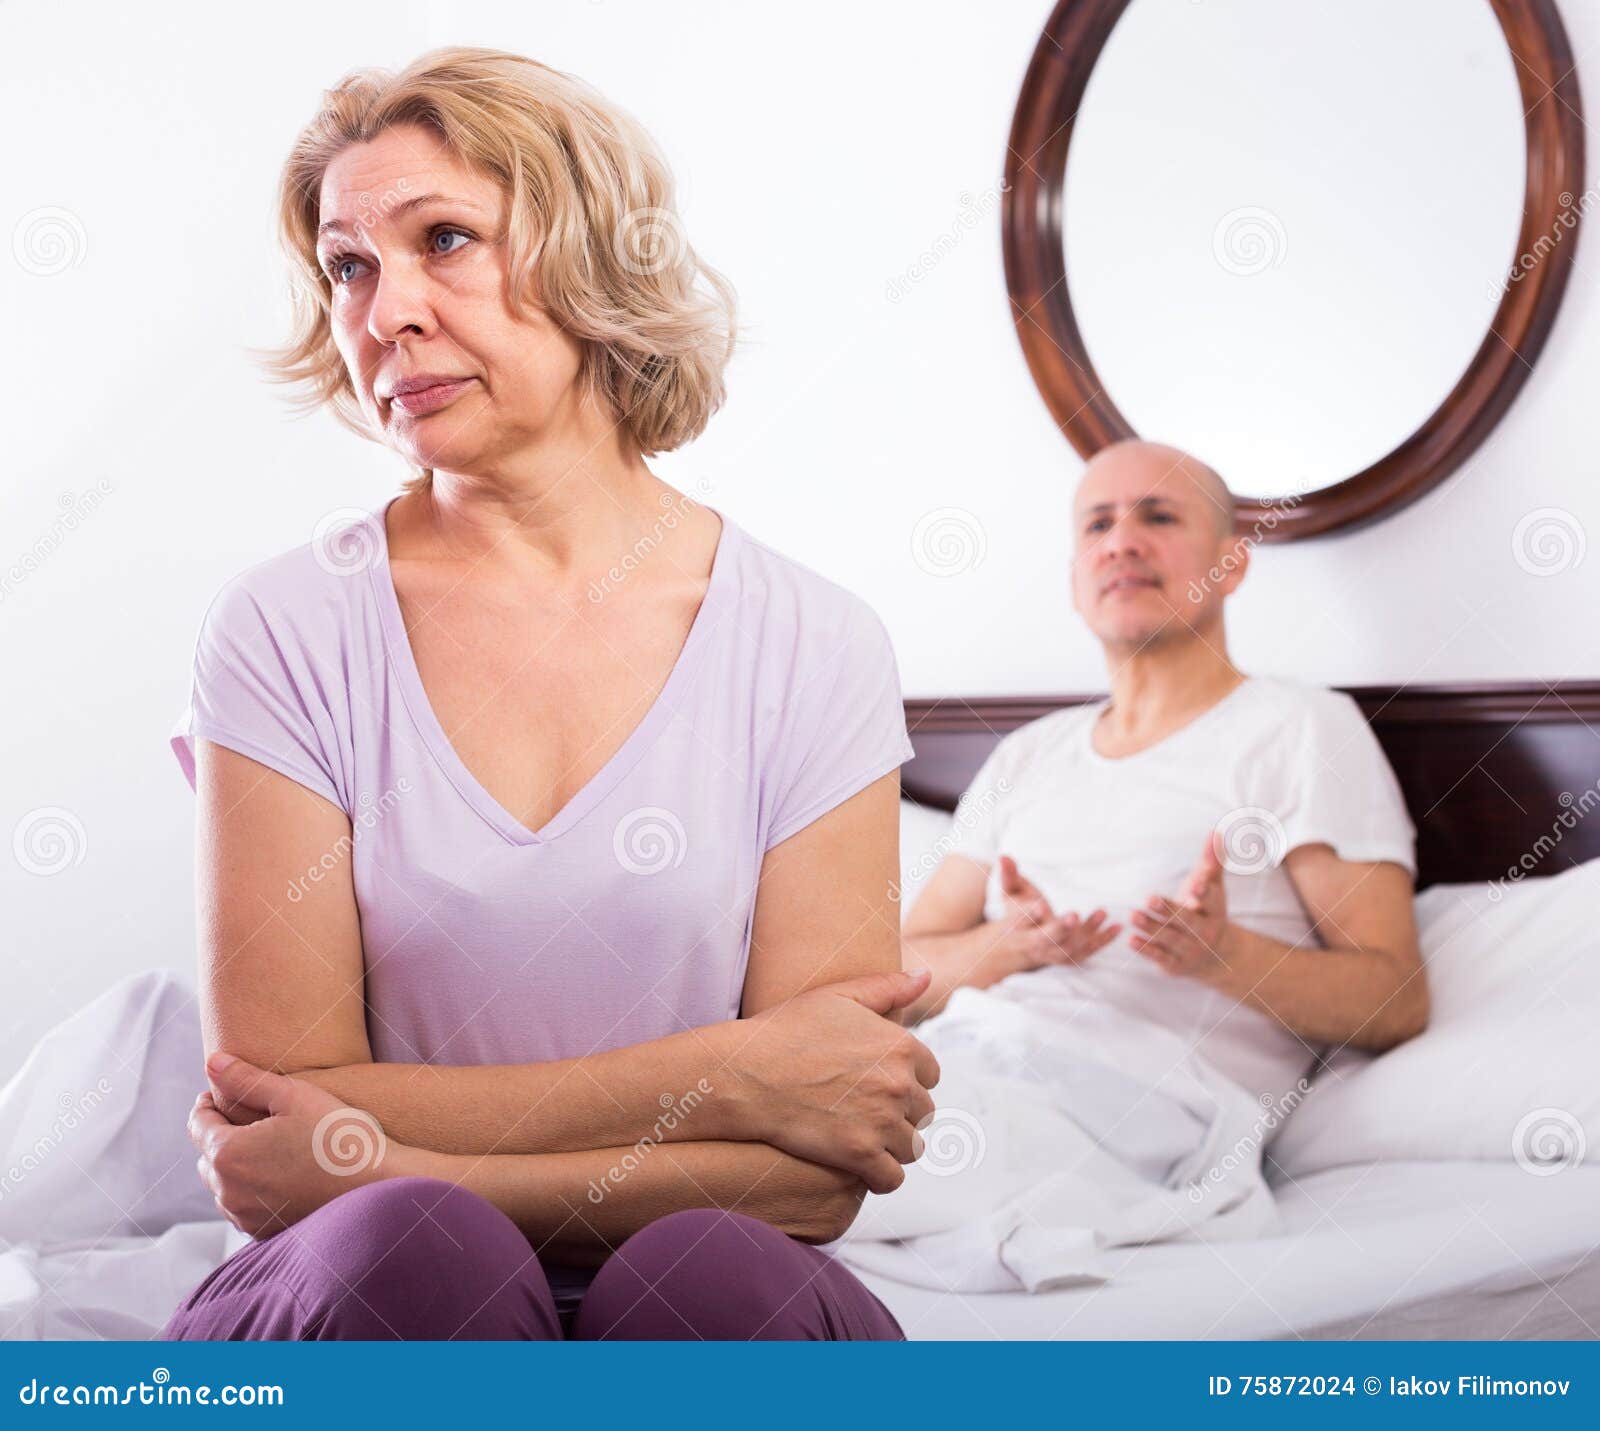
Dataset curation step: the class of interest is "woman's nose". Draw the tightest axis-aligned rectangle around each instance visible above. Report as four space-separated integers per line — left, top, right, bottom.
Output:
366 264 434 346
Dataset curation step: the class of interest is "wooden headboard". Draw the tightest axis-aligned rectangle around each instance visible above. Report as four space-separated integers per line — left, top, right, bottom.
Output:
903 683 1600 891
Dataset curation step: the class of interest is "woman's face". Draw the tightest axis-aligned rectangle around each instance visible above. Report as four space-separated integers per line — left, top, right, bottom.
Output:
316 122 589 475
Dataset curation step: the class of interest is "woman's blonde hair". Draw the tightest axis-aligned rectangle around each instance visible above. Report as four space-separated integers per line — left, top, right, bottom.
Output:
257 46 737 491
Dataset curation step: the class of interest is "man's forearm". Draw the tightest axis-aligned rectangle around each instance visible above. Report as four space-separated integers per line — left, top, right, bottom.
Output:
297 1022 757 1159
901 923 1020 1023
386 1138 864 1259
1210 923 1428 1050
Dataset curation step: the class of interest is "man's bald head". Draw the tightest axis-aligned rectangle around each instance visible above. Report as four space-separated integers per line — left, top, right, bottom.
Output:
1076 440 1235 541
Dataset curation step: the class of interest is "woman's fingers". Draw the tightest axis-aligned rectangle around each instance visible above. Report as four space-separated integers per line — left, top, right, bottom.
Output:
883 1119 920 1167
908 1038 941 1092
188 1094 234 1152
907 1084 937 1130
195 1154 221 1199
861 1151 907 1196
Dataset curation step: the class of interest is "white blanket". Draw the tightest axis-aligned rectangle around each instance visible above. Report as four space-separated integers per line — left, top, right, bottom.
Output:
832 985 1279 1293
0 971 248 1340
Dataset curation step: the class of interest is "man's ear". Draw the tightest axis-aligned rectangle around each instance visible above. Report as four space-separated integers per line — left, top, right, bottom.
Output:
1214 532 1250 595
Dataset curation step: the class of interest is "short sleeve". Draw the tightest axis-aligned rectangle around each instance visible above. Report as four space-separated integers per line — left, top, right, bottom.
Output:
940 726 1030 869
170 577 347 812
763 599 915 851
1269 691 1417 875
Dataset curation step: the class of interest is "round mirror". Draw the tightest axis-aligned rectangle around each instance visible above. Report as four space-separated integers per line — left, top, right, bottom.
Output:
1004 0 1585 538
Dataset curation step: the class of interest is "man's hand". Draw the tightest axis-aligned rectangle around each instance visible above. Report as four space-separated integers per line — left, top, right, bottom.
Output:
899 851 1121 1023
996 854 1122 970
1129 831 1232 980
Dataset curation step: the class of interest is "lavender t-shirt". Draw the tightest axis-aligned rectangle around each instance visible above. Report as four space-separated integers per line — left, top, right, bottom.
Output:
171 497 914 1067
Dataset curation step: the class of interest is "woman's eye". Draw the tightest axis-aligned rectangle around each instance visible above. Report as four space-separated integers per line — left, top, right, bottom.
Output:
323 227 471 286
322 254 363 286
431 227 472 256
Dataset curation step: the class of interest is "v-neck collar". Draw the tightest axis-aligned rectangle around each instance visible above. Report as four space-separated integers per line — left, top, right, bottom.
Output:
367 492 737 848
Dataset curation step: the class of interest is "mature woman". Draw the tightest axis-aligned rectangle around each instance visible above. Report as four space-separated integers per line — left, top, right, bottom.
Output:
162 46 937 1342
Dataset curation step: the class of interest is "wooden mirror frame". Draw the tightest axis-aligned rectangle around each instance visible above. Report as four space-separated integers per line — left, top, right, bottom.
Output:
1002 0 1586 541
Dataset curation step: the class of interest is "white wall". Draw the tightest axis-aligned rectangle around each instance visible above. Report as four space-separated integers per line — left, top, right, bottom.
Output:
6 0 1599 1081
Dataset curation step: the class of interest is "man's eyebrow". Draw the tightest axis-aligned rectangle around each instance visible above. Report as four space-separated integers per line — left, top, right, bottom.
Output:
317 193 489 241
1078 496 1179 518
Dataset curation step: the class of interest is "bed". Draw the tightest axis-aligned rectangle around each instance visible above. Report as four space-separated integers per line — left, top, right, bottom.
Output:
858 1161 1600 1341
2 681 1597 1341
872 680 1600 1339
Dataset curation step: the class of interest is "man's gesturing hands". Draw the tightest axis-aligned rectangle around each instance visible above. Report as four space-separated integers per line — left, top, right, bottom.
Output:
1129 830 1232 980
995 855 1122 969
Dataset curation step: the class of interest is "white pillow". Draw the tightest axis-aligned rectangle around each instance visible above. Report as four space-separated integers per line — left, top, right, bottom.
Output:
899 799 956 923
1270 859 1600 1179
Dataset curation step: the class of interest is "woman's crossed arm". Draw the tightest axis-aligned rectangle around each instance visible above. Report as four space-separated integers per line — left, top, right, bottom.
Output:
190 741 937 1246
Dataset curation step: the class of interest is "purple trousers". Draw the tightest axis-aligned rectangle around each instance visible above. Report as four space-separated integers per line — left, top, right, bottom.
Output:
160 1177 903 1341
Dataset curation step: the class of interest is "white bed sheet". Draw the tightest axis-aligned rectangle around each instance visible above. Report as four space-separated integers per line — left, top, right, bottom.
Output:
858 1159 1600 1340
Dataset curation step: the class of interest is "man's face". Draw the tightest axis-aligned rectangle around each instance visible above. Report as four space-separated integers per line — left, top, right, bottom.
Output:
1070 447 1239 652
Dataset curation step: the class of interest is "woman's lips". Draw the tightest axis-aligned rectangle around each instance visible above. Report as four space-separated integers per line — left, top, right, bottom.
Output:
389 378 475 416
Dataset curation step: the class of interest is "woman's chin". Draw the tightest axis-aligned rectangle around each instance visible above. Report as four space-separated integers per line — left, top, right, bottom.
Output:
391 431 487 473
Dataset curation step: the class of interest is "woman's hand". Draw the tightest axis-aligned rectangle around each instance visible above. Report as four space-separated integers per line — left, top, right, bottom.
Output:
190 1052 411 1238
724 969 941 1195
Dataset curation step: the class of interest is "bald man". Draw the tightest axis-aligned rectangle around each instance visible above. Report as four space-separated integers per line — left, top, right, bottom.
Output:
900 441 1427 1109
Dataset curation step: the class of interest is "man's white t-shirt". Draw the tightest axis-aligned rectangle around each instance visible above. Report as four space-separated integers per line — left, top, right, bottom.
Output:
943 676 1417 1107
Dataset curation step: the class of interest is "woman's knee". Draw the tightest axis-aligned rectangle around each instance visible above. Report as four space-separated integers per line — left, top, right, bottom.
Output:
298 1176 557 1339
170 1176 560 1340
574 1207 895 1341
